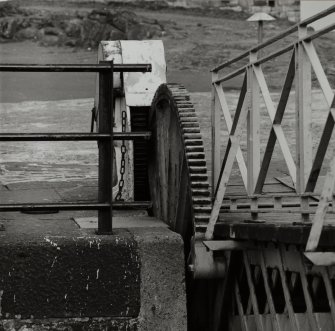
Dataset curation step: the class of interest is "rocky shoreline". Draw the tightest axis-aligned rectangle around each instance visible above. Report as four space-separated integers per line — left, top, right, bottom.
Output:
0 2 165 48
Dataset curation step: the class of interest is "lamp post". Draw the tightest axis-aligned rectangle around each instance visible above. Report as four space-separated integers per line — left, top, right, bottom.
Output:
247 12 276 45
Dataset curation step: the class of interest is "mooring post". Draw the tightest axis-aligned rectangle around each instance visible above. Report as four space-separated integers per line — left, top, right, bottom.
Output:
98 60 114 233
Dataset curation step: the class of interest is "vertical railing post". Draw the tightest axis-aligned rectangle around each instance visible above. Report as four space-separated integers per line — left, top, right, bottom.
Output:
98 61 114 233
211 71 221 198
295 25 312 194
247 51 260 195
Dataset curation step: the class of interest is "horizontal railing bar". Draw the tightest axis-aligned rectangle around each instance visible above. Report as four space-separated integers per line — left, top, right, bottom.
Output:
304 21 335 42
300 4 335 27
255 44 294 66
219 208 328 214
221 202 319 210
213 67 246 85
211 4 335 72
0 132 151 141
222 192 320 200
0 201 152 212
213 45 293 84
213 22 332 85
114 201 152 210
0 63 152 73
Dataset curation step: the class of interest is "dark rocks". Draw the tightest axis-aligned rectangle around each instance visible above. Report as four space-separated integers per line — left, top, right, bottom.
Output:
0 3 165 48
0 17 18 39
16 26 38 39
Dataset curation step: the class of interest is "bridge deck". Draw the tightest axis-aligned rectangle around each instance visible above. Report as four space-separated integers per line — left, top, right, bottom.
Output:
191 93 335 246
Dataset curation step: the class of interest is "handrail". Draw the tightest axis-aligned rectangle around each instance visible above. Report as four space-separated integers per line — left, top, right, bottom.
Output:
208 6 335 240
0 61 152 234
213 20 335 85
212 4 335 72
0 63 152 73
0 132 152 141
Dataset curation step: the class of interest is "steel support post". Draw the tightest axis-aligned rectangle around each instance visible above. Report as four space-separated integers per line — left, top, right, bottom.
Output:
98 61 114 234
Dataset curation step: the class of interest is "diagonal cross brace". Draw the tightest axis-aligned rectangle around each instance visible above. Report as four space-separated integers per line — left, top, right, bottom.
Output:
214 75 248 191
206 90 250 239
253 52 297 193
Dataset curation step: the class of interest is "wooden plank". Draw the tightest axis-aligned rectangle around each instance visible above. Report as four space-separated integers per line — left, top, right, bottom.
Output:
304 252 335 266
247 60 260 195
259 251 281 331
306 153 335 252
295 27 312 193
303 41 334 108
243 252 265 331
214 221 335 246
278 247 300 331
213 252 231 331
320 268 335 329
298 252 320 330
206 91 250 239
212 77 221 196
204 240 257 251
306 98 335 192
234 281 249 331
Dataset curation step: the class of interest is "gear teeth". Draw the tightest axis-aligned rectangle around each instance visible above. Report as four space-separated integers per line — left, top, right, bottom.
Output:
178 108 195 113
194 215 210 223
190 174 208 181
184 139 203 146
184 134 202 139
183 128 201 134
189 166 207 173
187 152 205 159
166 83 211 233
177 104 194 109
192 196 211 204
192 189 211 196
185 146 204 153
187 159 206 167
191 182 209 188
195 224 208 233
179 114 198 119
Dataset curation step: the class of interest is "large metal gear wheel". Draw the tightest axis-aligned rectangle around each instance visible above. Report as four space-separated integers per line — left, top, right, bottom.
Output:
148 83 212 237
149 84 224 330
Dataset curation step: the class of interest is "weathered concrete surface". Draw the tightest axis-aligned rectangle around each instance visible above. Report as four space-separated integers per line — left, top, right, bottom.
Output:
0 227 141 320
134 227 187 331
0 212 187 330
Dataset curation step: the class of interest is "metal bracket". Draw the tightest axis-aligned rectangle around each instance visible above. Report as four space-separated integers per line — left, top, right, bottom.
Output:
188 236 226 279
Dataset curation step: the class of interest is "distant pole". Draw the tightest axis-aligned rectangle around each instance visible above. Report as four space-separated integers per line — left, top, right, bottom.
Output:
258 20 264 44
247 13 275 46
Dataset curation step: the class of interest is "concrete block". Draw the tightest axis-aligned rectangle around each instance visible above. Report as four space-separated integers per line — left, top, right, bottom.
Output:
0 220 187 330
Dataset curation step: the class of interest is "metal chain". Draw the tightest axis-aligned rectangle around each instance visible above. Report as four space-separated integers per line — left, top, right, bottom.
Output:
115 110 127 201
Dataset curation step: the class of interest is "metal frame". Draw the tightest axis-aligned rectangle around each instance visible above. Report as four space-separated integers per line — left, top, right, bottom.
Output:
207 5 335 246
0 61 151 234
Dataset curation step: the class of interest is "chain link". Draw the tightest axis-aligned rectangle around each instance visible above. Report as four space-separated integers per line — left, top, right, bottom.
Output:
115 110 127 201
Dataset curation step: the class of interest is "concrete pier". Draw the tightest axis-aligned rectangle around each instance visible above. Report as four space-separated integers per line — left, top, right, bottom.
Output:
0 208 187 330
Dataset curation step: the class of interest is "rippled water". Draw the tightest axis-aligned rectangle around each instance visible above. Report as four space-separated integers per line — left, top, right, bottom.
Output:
0 98 98 184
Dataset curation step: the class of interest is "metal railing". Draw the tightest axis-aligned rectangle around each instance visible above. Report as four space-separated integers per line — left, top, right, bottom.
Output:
0 61 152 234
206 4 335 250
